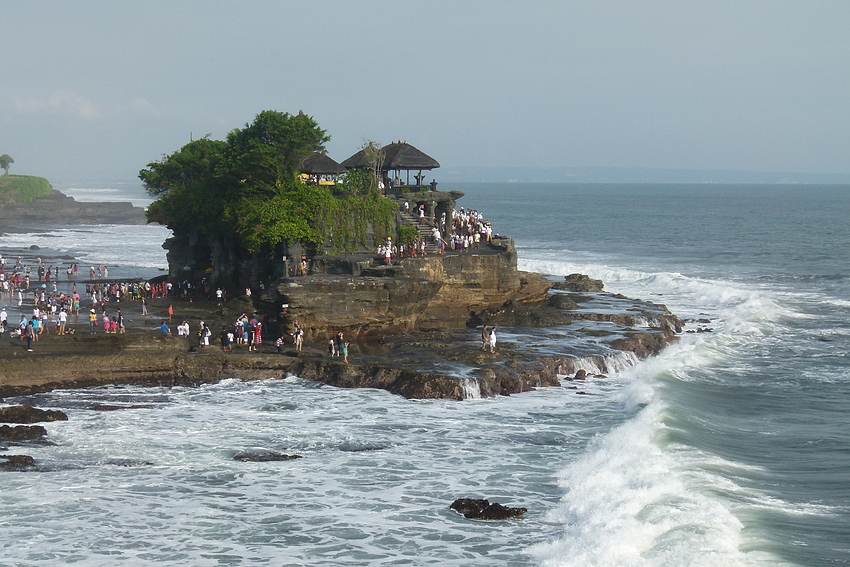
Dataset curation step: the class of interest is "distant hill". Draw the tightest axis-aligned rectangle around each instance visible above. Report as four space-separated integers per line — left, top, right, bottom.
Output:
438 166 850 184
0 175 53 206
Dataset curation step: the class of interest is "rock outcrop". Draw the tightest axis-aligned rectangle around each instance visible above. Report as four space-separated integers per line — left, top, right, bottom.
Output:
0 405 68 424
0 425 47 441
551 273 604 292
450 498 527 520
268 237 552 339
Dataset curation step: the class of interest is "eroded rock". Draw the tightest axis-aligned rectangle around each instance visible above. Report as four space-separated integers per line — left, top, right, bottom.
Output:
0 425 47 441
450 498 527 520
0 454 36 471
0 405 68 424
233 451 302 462
551 273 604 292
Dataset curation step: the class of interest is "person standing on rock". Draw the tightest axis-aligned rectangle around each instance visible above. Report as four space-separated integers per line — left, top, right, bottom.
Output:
294 326 304 352
327 337 336 357
488 326 497 354
57 309 67 335
481 324 489 351
336 331 344 357
25 319 35 351
342 341 350 363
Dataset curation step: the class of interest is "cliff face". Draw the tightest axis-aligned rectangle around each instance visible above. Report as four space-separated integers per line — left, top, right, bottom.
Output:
266 238 551 339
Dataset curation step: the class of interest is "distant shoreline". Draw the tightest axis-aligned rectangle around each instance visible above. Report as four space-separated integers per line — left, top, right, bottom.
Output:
0 189 146 233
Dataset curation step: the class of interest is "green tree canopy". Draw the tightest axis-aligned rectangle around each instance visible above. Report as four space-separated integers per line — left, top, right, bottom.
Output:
140 111 394 256
0 154 13 176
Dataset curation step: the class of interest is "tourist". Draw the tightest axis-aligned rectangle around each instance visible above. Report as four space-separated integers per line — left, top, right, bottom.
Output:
116 309 125 334
25 319 35 351
247 320 256 351
275 336 284 354
489 326 497 353
481 324 489 351
342 341 350 363
327 337 336 357
57 309 67 335
0 307 7 334
89 309 97 333
141 296 147 316
336 331 344 357
293 325 304 351
160 321 171 335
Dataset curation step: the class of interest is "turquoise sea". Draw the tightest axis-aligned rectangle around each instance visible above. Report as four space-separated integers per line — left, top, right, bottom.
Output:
1 181 848 566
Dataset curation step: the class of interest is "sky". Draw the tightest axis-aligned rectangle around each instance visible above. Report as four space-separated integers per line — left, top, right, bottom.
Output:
2 1 849 182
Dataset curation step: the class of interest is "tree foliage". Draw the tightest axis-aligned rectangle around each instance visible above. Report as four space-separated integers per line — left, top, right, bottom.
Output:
0 154 13 176
140 111 395 255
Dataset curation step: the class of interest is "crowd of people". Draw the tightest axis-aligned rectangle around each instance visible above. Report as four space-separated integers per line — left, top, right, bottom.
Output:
375 205 496 265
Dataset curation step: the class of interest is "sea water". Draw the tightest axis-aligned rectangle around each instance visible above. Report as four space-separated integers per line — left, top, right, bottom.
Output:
1 182 849 566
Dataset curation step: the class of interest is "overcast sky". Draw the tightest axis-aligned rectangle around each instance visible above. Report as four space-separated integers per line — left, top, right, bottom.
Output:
2 1 849 181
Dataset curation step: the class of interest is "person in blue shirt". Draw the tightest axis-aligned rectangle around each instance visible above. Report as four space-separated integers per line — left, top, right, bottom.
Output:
160 321 171 335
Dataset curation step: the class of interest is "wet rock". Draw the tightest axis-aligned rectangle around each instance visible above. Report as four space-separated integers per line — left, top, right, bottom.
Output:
550 273 604 292
573 369 587 381
450 498 527 520
0 405 68 424
0 425 47 441
90 405 156 411
233 451 302 462
547 294 579 310
0 454 36 471
467 300 571 327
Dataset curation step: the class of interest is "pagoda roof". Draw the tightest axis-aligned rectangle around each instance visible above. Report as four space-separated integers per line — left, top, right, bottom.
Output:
341 142 440 171
298 153 346 174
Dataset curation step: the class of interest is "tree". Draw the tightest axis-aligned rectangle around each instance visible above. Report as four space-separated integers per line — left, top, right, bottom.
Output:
0 155 13 176
140 110 332 253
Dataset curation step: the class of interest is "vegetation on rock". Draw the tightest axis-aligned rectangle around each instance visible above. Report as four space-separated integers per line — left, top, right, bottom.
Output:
0 175 52 206
140 110 396 257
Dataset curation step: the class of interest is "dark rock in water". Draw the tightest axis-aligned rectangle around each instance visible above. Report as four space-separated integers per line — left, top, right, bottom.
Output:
90 404 156 411
0 454 36 471
550 273 604 292
468 299 571 327
0 425 47 441
573 369 587 381
29 245 40 250
451 498 490 517
0 405 68 424
233 451 302 462
548 293 579 310
450 498 527 520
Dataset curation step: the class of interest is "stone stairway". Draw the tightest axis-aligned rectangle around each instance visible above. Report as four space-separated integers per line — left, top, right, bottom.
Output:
398 210 440 253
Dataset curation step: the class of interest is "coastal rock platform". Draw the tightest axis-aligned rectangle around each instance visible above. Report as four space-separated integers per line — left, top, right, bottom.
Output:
0 289 682 401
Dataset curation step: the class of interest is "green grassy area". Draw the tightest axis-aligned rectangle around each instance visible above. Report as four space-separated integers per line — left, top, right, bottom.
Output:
0 175 52 206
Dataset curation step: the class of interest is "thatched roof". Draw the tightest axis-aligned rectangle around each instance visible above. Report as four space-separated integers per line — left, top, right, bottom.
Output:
298 153 346 174
340 142 440 171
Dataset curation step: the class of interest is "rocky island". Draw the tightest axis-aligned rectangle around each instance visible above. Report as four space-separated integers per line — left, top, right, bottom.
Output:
1 111 684 405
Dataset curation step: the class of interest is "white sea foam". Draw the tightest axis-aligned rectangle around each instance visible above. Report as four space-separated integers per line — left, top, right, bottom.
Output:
1 224 171 272
527 395 782 567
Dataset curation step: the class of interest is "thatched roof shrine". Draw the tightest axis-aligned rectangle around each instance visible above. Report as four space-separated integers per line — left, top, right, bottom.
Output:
298 153 347 175
341 142 440 171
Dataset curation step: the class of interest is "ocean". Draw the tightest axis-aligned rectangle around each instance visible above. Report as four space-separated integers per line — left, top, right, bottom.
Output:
1 181 848 566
